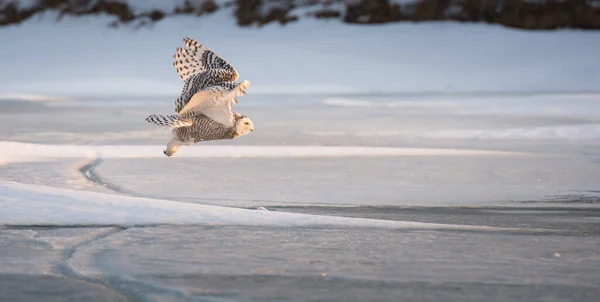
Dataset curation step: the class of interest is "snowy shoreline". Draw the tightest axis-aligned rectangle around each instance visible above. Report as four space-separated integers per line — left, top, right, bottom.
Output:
1 12 599 97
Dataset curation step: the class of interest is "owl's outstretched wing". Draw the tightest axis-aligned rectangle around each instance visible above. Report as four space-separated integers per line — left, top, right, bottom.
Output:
173 37 239 82
174 68 240 114
178 80 250 127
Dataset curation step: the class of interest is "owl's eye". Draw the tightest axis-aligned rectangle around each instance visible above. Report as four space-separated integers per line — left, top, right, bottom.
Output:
244 122 249 125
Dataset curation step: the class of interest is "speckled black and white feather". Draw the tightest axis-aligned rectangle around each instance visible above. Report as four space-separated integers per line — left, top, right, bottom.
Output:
163 112 252 156
173 37 246 114
145 114 192 128
173 37 239 82
173 113 240 144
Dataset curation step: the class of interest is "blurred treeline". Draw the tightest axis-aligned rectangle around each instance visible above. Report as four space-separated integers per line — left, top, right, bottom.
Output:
1 0 599 30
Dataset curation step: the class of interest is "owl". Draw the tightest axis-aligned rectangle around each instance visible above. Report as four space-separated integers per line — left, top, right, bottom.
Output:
145 37 254 156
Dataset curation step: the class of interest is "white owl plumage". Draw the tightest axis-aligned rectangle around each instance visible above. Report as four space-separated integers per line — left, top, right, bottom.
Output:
145 37 254 156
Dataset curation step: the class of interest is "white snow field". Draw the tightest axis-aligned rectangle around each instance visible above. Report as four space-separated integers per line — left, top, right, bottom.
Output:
1 7 600 302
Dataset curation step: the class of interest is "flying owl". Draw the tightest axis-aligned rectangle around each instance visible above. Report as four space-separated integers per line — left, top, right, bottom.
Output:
145 37 254 156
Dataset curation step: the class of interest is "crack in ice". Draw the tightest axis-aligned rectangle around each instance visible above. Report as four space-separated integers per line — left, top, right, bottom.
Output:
20 226 135 301
78 158 135 196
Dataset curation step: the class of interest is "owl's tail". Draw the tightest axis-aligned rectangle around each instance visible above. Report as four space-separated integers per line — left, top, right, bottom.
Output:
146 114 192 128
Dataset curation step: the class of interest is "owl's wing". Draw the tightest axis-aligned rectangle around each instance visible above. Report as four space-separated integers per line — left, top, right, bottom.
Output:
178 80 250 127
173 37 239 82
174 69 239 114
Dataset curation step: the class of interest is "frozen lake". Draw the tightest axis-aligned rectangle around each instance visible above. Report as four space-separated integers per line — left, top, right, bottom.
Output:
1 92 600 301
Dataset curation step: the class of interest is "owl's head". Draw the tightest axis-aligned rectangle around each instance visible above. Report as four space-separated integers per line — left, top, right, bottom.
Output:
234 115 254 138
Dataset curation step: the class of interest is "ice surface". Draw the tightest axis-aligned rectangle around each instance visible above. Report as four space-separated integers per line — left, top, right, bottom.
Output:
70 227 600 289
93 156 600 207
3 223 599 302
4 94 600 149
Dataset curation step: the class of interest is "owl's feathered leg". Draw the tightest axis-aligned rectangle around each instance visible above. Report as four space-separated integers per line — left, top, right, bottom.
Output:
164 137 182 157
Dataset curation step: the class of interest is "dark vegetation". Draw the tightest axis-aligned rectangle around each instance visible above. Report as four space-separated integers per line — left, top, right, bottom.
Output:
1 0 599 30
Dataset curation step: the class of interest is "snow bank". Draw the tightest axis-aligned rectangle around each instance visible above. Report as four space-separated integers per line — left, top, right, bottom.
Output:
0 12 599 98
324 92 600 117
0 180 528 231
303 124 600 140
0 141 527 165
0 93 72 102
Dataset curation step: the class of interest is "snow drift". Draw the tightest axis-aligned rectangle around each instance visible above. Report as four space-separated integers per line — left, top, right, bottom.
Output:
0 141 527 166
0 180 543 232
